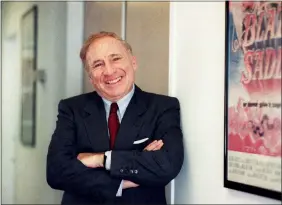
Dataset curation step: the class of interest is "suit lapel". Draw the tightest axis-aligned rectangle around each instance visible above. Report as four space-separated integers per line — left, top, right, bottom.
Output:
114 86 147 150
83 92 110 152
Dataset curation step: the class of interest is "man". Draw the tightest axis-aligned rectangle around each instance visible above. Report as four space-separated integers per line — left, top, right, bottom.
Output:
46 31 184 205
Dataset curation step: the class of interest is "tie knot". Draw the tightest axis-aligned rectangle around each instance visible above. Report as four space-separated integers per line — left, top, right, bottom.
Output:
110 103 118 113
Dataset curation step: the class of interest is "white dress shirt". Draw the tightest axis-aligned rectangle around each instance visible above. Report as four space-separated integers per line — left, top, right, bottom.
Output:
101 85 135 196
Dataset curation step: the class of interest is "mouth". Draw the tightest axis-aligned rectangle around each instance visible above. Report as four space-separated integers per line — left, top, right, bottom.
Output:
106 76 122 85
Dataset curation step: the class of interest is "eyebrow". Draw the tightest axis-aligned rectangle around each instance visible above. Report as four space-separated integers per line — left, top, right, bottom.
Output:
109 53 122 58
92 59 102 66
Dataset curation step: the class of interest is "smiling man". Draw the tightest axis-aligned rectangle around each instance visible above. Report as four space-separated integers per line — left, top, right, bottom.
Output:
46 31 184 205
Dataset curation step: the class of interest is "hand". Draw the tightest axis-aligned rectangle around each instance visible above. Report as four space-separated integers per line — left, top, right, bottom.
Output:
144 140 164 151
122 180 139 189
122 140 164 189
77 153 104 168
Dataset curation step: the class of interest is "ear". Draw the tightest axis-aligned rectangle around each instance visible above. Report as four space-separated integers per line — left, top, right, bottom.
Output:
131 56 138 71
88 75 92 83
85 69 92 83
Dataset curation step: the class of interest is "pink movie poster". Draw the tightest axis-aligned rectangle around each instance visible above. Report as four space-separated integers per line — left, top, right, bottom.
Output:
224 2 281 200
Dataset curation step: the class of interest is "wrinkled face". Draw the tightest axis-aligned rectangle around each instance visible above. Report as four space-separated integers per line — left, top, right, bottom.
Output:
85 37 137 101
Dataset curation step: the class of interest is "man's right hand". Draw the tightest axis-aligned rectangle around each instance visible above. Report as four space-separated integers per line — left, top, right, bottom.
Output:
123 140 164 189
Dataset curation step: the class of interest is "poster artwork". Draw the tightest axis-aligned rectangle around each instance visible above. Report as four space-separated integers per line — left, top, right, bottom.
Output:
226 1 281 196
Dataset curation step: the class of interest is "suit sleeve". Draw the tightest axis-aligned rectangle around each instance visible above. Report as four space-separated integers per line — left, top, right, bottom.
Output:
46 100 121 201
110 97 184 186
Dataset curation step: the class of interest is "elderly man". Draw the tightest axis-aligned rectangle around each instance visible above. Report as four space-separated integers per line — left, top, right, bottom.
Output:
46 31 184 205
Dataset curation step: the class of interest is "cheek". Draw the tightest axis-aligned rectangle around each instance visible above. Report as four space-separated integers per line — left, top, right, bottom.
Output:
124 65 134 74
127 69 135 80
92 71 103 82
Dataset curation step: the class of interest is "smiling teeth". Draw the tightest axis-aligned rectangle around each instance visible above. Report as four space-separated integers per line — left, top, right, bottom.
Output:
107 77 122 84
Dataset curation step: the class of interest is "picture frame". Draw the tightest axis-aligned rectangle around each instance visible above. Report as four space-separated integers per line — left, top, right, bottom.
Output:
20 5 38 147
224 1 281 200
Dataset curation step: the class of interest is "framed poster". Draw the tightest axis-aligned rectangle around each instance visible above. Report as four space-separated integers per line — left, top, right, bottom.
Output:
224 1 281 200
20 5 38 147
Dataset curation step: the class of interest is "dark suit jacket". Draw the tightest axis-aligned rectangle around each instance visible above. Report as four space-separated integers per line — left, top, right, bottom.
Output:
46 85 184 205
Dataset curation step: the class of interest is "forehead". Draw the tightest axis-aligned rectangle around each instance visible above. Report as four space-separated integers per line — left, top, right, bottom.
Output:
86 37 127 59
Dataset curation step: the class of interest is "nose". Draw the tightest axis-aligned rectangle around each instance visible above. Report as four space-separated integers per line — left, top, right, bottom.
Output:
104 62 116 75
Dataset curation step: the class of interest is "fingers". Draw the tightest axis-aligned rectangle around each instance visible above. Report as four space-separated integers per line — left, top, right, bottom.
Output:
144 140 157 151
77 153 103 168
144 140 164 151
123 180 139 189
144 140 158 151
154 140 164 150
128 181 139 188
151 140 164 151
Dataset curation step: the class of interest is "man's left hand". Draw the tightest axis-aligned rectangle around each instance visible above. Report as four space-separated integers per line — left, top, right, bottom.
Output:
77 153 104 168
144 140 164 151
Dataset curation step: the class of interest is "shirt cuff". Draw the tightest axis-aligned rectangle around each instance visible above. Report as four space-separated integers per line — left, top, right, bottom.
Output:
105 151 112 170
116 180 124 197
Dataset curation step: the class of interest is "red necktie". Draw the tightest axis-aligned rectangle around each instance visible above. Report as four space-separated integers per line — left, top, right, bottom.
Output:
108 103 120 149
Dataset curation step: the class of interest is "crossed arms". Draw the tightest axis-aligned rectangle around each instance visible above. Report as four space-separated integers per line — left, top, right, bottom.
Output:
46 98 184 200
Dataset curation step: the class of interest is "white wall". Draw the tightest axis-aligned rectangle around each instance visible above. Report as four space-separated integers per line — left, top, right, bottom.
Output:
65 2 84 98
2 3 31 203
0 2 2 202
169 2 281 204
2 2 70 204
2 33 18 204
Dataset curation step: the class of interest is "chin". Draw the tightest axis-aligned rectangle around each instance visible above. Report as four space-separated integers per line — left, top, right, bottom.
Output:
107 90 129 101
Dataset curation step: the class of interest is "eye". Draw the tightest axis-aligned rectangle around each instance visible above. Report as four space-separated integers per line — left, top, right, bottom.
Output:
94 63 102 68
113 57 121 61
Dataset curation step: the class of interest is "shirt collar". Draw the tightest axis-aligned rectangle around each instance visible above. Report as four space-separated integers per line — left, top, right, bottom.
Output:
102 85 135 116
